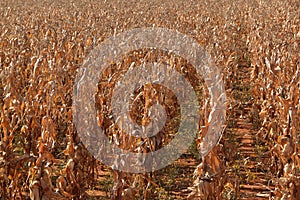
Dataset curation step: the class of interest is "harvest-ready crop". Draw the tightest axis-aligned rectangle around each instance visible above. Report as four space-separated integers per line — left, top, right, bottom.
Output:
0 0 299 199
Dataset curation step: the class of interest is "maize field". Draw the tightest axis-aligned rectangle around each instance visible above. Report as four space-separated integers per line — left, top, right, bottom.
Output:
0 0 299 199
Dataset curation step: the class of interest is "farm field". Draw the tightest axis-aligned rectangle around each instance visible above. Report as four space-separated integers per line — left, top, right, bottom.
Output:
0 0 300 199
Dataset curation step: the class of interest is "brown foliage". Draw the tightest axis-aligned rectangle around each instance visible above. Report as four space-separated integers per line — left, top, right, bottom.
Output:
0 0 299 199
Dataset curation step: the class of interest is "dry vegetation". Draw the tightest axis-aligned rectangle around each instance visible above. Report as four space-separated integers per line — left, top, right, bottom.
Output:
0 0 299 199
